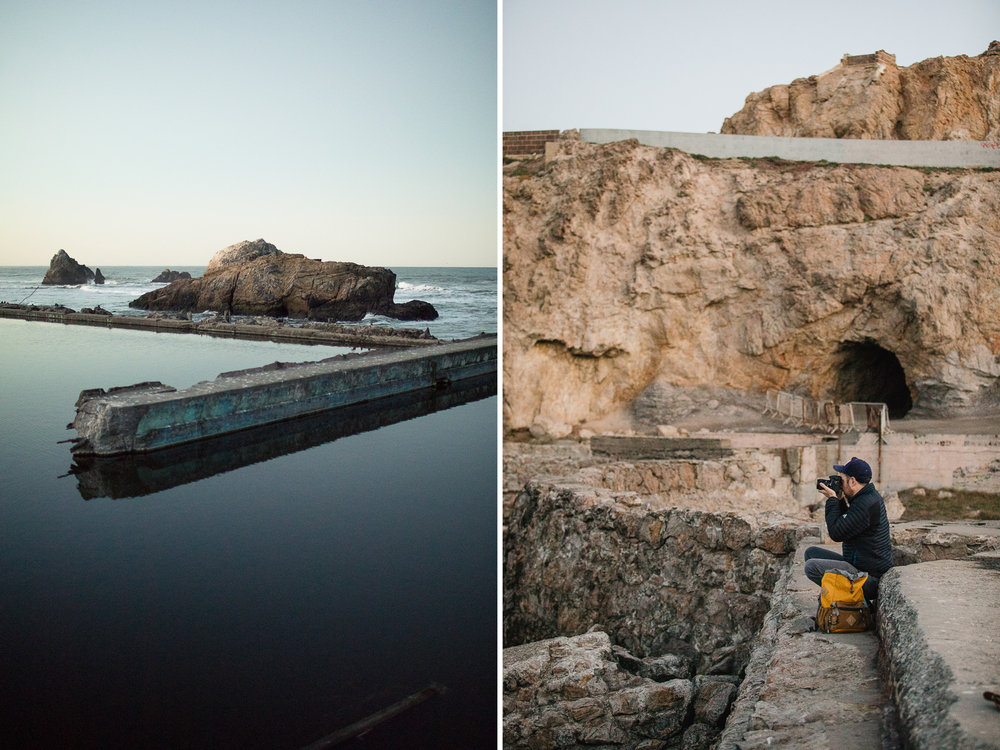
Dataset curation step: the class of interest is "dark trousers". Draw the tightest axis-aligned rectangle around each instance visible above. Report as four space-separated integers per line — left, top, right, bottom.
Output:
803 546 880 602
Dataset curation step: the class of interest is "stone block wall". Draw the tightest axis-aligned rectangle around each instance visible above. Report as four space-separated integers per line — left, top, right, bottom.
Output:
504 479 809 671
503 129 560 157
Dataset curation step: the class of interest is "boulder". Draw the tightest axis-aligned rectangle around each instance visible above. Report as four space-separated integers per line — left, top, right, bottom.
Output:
41 250 95 285
151 269 192 283
129 239 438 322
94 268 105 285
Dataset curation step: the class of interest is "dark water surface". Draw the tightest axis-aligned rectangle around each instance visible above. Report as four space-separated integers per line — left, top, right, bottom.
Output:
0 319 496 749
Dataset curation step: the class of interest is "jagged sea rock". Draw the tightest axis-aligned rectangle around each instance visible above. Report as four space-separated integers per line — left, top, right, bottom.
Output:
130 239 438 322
721 42 1000 140
94 268 105 285
502 139 1000 434
151 269 192 283
41 250 95 286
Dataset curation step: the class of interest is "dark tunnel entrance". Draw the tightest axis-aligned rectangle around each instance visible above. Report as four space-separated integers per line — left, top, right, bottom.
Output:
834 341 913 419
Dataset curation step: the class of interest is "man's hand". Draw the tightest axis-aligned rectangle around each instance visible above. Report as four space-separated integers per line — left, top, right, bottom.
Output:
817 481 837 499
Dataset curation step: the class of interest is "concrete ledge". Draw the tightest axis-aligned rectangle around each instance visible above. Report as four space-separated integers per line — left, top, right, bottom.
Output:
878 554 1000 749
70 336 497 455
0 304 436 348
717 539 892 749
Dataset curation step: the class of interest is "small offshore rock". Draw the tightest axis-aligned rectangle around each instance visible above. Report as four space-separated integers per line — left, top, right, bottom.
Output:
151 269 193 283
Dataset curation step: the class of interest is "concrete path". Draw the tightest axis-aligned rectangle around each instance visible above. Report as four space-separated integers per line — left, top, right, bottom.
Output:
719 538 895 749
722 524 1000 749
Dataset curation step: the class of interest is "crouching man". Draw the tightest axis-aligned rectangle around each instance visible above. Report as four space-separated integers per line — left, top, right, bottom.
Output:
804 456 893 602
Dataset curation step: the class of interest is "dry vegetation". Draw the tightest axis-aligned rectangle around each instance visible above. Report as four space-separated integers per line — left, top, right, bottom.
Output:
899 487 1000 521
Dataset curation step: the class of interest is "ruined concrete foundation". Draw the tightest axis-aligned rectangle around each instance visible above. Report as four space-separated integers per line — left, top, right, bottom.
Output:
503 443 1000 750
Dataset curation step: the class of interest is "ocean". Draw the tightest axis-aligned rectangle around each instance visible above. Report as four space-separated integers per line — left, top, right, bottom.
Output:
0 265 497 341
0 266 497 749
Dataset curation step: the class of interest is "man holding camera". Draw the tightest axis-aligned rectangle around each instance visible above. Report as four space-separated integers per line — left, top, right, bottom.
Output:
803 456 893 601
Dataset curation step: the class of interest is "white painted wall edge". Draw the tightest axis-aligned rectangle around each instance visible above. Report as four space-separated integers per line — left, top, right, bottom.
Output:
579 129 1000 169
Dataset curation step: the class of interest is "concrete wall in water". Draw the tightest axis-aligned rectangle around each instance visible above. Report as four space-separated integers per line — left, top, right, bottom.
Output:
71 336 497 455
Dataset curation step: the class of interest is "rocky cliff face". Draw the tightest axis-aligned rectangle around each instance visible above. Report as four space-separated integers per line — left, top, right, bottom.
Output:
503 139 1000 436
131 239 438 322
721 42 1000 140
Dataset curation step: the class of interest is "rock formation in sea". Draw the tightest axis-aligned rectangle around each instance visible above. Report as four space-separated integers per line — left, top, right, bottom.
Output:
130 239 438 322
721 42 1000 140
94 268 105 285
151 269 192 283
503 139 1000 437
41 249 96 285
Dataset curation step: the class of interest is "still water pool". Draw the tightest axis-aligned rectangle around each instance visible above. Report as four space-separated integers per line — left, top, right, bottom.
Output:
0 319 496 749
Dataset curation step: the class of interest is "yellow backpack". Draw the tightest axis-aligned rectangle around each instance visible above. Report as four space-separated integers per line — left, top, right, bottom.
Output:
816 569 872 633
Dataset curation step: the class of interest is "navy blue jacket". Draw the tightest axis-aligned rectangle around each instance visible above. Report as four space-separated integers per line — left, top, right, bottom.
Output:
825 482 893 578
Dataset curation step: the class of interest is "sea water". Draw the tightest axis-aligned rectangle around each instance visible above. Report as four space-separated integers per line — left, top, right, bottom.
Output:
0 266 497 749
0 265 496 341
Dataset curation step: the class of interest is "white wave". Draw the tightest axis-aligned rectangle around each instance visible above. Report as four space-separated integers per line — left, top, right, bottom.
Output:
397 282 445 293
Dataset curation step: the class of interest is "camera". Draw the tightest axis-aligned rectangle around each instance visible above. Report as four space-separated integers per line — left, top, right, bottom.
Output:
816 474 843 495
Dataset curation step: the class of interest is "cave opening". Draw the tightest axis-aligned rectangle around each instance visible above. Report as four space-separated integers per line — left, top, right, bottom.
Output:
834 341 913 419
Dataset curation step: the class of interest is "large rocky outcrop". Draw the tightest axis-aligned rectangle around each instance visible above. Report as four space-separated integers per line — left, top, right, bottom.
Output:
721 42 1000 140
42 250 96 285
503 139 1000 436
130 239 437 322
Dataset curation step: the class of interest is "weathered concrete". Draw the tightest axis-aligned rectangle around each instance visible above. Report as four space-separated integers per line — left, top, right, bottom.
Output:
0 303 436 348
70 336 497 455
590 436 734 461
878 552 1000 750
70 372 496 499
578 128 1000 168
717 539 894 749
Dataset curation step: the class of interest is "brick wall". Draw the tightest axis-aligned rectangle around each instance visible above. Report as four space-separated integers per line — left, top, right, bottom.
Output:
503 130 560 157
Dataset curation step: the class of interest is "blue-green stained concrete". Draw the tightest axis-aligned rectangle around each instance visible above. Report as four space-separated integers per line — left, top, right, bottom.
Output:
71 336 497 455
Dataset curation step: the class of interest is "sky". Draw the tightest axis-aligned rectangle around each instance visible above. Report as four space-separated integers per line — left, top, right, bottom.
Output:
0 0 497 267
503 0 999 134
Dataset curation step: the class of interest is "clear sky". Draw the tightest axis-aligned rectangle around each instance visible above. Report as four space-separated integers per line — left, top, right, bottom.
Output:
503 0 999 133
0 0 497 267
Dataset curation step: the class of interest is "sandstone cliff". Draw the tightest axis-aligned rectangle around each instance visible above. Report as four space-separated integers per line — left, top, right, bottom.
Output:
131 239 438 322
503 139 1000 436
721 42 1000 141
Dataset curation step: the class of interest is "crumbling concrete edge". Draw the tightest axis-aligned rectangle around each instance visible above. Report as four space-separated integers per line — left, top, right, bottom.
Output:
876 568 971 750
714 556 795 750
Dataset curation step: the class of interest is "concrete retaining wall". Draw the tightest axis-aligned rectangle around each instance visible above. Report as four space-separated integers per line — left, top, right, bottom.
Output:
579 128 1000 168
71 336 497 455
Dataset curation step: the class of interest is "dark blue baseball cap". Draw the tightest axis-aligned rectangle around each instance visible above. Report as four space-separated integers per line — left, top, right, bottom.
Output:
833 456 872 483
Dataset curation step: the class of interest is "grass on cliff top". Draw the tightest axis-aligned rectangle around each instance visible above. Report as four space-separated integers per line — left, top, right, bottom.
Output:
899 487 1000 521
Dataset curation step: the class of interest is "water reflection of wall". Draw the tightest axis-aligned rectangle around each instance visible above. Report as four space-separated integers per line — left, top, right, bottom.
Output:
70 373 496 499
